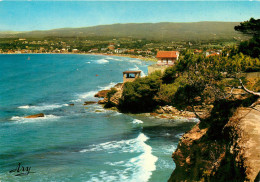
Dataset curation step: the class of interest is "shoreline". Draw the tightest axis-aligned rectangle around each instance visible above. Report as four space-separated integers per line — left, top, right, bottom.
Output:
0 52 157 62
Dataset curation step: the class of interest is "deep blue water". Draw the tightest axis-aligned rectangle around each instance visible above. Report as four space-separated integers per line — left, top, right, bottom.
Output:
0 54 196 182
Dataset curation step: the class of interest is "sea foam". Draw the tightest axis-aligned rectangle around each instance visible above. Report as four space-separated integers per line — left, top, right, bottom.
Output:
18 104 68 111
10 114 60 123
81 133 157 182
98 82 116 90
132 119 143 124
96 59 109 64
74 82 116 102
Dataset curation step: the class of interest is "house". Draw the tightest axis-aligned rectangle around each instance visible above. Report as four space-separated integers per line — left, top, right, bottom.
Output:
156 51 179 66
147 51 179 75
89 48 99 53
206 53 220 57
123 71 141 83
115 48 123 54
72 49 79 53
108 45 115 51
101 48 108 52
194 49 203 54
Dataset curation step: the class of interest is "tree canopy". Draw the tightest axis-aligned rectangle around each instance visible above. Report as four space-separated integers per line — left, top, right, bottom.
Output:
235 18 260 58
234 18 260 37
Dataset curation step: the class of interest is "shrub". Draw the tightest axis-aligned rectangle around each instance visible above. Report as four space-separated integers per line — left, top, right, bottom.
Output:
118 72 161 113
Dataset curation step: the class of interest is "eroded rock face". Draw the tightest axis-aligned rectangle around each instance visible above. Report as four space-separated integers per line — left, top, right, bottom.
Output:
94 90 110 98
24 113 44 118
95 84 123 108
168 98 260 182
154 106 196 118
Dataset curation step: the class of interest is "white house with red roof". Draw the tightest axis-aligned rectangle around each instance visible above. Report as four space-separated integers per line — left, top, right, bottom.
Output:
148 51 180 75
156 51 179 66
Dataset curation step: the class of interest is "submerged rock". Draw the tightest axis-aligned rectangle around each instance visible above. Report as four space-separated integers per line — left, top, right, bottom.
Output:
83 101 97 105
95 109 103 113
69 103 74 106
24 113 44 118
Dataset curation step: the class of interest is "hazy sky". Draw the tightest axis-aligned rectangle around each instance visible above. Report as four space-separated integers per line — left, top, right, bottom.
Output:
0 1 259 31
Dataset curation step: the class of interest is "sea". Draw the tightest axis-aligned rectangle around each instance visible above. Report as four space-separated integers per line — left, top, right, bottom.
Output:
0 54 197 182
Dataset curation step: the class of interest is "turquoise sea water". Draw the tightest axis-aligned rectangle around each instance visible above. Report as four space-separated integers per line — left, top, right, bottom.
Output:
0 54 196 182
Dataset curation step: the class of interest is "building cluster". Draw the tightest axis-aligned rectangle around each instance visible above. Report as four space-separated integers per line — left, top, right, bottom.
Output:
88 43 154 56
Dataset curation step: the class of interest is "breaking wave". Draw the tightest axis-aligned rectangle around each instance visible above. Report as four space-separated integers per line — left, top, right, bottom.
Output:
10 114 60 123
18 104 68 111
96 59 109 64
132 119 143 124
98 82 116 90
81 133 158 182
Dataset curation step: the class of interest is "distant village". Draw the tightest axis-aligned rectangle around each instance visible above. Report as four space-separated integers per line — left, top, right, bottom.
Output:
0 37 227 59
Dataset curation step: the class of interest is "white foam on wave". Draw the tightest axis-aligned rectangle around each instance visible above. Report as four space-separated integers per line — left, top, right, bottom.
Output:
96 59 109 64
86 61 91 64
18 104 69 111
18 105 30 109
129 65 146 77
128 59 142 65
73 82 117 102
105 57 122 61
82 133 158 182
132 119 143 124
98 82 116 90
78 90 97 100
10 114 60 123
161 144 177 155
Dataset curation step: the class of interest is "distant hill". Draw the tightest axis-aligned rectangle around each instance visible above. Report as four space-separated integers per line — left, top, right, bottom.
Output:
0 22 245 41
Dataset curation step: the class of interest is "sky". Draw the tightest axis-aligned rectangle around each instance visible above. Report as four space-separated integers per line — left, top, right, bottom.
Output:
0 1 259 31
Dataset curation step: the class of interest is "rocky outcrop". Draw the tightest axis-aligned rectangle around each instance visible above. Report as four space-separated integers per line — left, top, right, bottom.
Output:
83 101 97 105
95 90 110 98
24 113 44 118
168 97 260 182
153 105 213 119
96 83 123 108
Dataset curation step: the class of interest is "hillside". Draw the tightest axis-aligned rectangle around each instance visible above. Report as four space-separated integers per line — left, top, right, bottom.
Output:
0 22 246 41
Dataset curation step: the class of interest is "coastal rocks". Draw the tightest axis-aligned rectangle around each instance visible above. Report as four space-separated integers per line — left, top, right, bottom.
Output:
83 101 97 105
168 98 260 182
95 83 123 109
108 90 122 106
98 99 107 104
24 113 44 118
154 106 196 118
94 90 110 98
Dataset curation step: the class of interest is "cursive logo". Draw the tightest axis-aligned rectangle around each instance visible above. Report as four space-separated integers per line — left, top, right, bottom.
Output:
9 163 34 176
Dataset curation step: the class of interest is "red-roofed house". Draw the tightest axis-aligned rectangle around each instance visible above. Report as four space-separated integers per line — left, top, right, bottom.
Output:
206 52 220 57
156 51 179 66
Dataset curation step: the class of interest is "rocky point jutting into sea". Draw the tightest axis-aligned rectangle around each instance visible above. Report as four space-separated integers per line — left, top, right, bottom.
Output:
97 73 260 182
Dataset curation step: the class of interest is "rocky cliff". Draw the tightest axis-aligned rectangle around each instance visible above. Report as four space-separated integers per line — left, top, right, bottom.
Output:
168 97 260 182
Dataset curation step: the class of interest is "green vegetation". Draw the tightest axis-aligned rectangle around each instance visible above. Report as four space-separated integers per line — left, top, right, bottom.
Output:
119 50 260 113
235 18 260 58
0 21 247 55
104 88 118 108
118 71 162 113
1 22 244 41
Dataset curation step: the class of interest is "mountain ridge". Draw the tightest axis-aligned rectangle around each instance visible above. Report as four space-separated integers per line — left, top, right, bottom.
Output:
0 22 245 41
